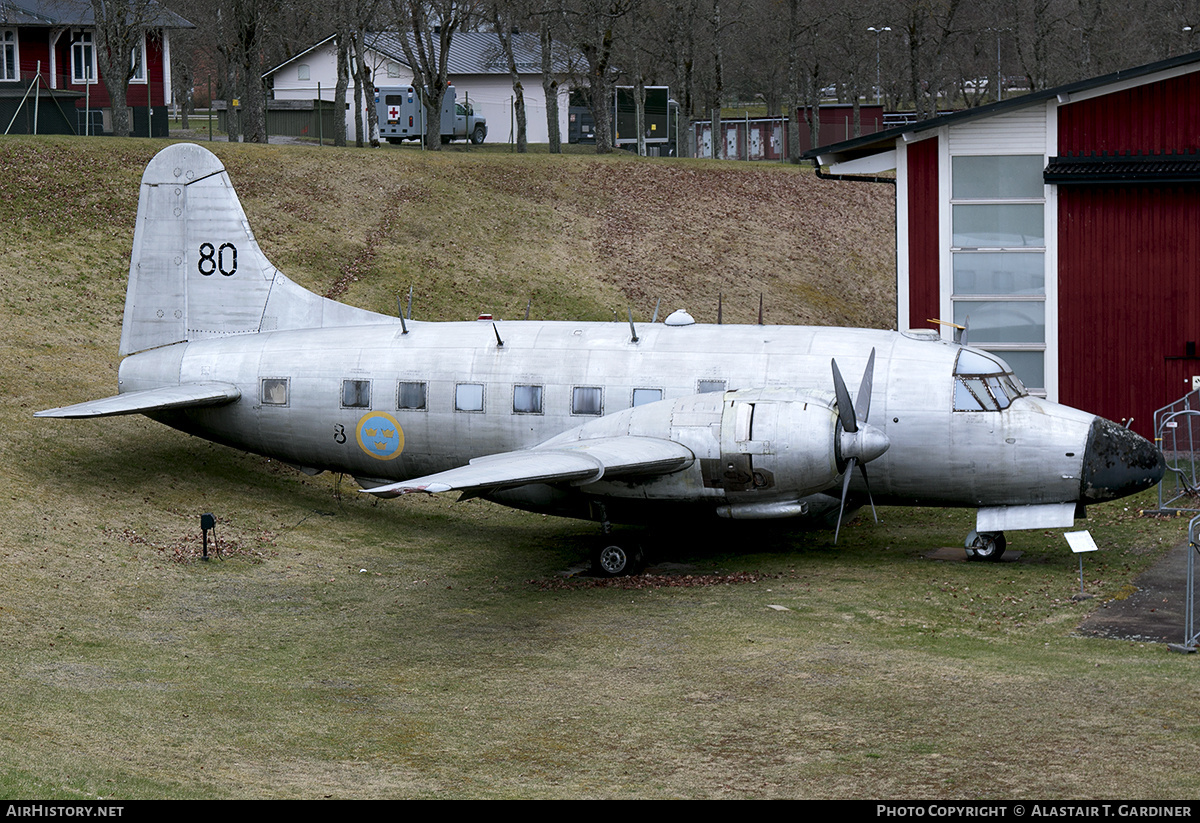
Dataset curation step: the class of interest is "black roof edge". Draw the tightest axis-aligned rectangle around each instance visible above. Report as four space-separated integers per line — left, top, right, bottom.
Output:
802 48 1200 163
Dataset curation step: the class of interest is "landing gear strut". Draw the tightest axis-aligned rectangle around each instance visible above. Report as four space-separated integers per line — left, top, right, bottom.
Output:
965 530 1006 562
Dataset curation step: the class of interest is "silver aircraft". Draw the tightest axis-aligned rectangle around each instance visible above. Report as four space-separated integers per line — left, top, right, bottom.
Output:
37 143 1164 575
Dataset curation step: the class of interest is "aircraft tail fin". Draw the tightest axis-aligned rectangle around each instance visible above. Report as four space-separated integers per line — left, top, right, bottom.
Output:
120 143 393 357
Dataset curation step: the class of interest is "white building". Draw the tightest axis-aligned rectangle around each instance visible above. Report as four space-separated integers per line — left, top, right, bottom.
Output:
266 31 573 144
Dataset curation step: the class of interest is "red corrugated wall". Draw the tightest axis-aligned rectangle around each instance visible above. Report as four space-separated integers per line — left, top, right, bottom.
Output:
906 137 940 331
1057 73 1200 437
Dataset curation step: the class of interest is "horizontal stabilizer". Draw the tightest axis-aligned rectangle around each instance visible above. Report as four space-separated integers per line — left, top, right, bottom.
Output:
35 382 241 419
363 436 695 498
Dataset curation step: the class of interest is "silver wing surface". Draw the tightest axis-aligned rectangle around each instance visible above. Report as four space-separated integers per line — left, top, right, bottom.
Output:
35 382 241 418
363 436 695 498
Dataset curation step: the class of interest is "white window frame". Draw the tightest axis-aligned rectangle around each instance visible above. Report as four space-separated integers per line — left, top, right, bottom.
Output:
0 29 18 82
71 30 97 84
130 33 147 84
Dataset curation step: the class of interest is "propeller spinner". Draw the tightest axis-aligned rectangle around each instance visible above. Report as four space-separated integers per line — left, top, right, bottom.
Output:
831 349 890 543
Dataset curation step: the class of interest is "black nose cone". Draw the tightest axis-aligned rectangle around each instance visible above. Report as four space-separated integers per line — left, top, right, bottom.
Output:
1080 417 1165 503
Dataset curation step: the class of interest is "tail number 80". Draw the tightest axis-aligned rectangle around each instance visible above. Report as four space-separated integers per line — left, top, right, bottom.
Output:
198 242 238 277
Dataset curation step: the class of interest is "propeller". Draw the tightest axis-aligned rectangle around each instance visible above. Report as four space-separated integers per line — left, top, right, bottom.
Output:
831 348 890 543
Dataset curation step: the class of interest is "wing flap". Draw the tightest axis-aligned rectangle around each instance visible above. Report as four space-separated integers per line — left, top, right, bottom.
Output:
35 382 241 419
363 436 695 498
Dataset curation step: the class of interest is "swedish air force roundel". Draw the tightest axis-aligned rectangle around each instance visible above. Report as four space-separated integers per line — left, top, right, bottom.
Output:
356 412 404 460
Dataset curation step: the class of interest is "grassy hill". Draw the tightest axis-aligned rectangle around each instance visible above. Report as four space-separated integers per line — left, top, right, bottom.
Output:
0 137 1195 799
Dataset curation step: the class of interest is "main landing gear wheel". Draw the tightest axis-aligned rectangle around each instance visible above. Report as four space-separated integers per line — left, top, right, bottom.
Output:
593 542 644 577
965 530 1006 562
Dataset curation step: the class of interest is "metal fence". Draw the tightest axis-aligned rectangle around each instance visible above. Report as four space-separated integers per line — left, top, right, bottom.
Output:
1154 388 1200 512
1182 514 1200 650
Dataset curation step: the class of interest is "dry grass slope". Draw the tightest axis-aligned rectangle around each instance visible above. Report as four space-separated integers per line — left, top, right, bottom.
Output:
2 138 1197 800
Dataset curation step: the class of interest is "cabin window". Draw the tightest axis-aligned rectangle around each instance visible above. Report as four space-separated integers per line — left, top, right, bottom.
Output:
0 30 17 82
697 379 726 394
632 388 662 407
297 64 310 81
572 386 602 415
397 381 426 410
341 379 371 408
513 385 543 414
952 349 1026 412
456 383 484 412
71 32 96 84
261 378 289 406
950 155 1046 391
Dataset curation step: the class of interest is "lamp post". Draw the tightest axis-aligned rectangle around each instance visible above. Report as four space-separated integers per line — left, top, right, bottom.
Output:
868 26 891 106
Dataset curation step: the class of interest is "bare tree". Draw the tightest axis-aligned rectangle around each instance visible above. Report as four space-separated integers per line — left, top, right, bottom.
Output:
539 2 563 152
91 0 159 137
492 2 528 151
392 0 479 150
560 0 632 153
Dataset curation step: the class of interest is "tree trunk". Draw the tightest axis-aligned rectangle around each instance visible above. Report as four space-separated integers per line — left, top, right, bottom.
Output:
540 16 561 154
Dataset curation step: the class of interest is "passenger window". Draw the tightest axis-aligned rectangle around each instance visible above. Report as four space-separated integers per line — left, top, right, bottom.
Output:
261 378 288 406
456 383 484 412
698 379 726 394
397 381 426 410
572 386 602 415
513 385 543 414
632 388 662 407
342 379 370 408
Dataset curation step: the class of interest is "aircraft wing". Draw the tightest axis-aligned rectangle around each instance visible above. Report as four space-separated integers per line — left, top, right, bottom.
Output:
35 382 242 418
363 436 695 498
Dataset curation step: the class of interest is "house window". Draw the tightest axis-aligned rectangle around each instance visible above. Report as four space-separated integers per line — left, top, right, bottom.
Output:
513 385 543 414
341 379 371 408
297 64 310 81
397 381 426 410
1 30 17 82
71 31 96 84
386 62 402 78
950 155 1046 391
130 34 146 83
456 383 484 412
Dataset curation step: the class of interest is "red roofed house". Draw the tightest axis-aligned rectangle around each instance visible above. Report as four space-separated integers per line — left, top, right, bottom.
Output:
0 0 189 136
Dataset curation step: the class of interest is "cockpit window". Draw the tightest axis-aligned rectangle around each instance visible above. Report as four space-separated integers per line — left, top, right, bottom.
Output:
953 349 1026 412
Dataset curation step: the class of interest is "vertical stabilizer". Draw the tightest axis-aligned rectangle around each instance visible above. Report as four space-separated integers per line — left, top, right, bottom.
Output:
120 143 393 357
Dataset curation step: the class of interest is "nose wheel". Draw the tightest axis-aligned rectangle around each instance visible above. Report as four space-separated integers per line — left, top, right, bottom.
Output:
592 542 645 577
965 530 1006 562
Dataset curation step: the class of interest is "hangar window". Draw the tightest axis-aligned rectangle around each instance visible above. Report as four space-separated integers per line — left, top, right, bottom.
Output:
397 381 426 410
953 349 1026 412
297 64 310 81
513 385 543 414
950 154 1046 392
261 378 289 406
572 386 602 415
456 383 484 412
341 379 371 408
632 388 662 407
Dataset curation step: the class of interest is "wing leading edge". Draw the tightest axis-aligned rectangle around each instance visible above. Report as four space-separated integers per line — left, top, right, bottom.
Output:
35 382 242 418
362 436 695 498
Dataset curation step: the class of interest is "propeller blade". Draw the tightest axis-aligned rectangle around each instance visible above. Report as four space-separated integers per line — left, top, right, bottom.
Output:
858 461 879 523
855 348 876 424
831 358 857 434
834 456 856 544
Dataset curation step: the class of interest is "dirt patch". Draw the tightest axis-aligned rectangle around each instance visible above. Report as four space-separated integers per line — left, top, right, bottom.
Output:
1077 538 1193 645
